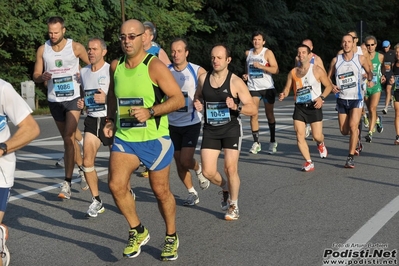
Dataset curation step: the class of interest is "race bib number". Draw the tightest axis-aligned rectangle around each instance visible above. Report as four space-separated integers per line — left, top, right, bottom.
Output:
249 64 263 79
84 89 105 112
395 75 399 87
296 86 312 103
384 62 392 73
372 71 378 83
53 76 74 97
205 102 231 126
117 98 146 128
176 91 188 112
337 71 356 90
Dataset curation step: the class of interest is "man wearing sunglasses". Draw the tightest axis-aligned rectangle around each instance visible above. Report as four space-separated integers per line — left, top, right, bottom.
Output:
104 19 184 261
363 35 385 143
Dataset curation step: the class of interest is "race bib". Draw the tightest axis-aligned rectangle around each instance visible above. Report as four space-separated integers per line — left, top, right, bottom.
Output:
205 101 231 126
337 71 356 90
84 89 105 112
53 76 74 97
384 62 392 73
176 91 188 112
296 86 312 103
117 97 146 128
395 75 399 87
249 64 263 79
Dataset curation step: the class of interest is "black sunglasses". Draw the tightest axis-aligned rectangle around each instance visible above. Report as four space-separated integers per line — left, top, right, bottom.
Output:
118 32 145 41
366 43 376 47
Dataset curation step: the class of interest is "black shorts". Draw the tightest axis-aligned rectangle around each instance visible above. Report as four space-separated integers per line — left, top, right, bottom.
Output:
48 98 80 122
394 90 399 101
201 122 242 150
250 89 276 104
169 122 201 151
293 103 323 123
84 116 113 146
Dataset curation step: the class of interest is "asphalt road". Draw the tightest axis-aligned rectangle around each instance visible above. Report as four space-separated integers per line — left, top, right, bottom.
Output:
7 95 399 266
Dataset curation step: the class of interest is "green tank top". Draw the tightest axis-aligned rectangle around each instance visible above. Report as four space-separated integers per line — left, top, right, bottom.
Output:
370 52 382 90
114 54 169 142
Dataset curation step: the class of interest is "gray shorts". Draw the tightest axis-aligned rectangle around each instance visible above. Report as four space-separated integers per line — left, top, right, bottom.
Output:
48 98 80 122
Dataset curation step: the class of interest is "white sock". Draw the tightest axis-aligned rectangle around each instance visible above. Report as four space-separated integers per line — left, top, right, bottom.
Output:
188 187 197 194
229 200 238 208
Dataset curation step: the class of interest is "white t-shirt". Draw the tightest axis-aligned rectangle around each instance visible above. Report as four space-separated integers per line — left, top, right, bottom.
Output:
0 79 32 187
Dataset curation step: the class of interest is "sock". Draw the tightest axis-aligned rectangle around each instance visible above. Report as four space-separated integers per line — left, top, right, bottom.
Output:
229 200 238 209
188 187 197 194
195 163 202 175
131 223 144 234
166 232 177 238
65 177 72 186
307 160 312 163
348 154 354 159
268 122 276 143
78 165 84 171
252 131 259 143
94 195 101 202
221 182 228 191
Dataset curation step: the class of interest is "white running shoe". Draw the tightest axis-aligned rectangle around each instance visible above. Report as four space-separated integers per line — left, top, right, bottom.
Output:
317 142 328 158
267 142 278 154
78 170 89 191
0 224 9 266
196 163 210 190
58 181 71 199
249 142 261 154
86 198 105 217
224 204 239 221
305 124 311 138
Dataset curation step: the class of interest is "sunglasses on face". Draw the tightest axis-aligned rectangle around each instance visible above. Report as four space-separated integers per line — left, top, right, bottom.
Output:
366 43 376 47
118 32 144 41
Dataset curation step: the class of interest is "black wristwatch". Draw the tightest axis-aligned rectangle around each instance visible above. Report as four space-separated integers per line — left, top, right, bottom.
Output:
148 108 155 118
320 96 325 100
0 143 7 155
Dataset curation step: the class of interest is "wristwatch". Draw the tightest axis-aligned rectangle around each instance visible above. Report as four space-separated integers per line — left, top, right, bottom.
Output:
320 96 325 100
0 143 7 155
148 107 155 118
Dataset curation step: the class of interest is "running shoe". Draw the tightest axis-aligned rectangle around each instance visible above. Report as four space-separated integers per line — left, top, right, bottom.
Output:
196 163 210 190
78 170 89 191
160 235 179 261
365 131 372 143
363 115 369 128
317 142 328 158
86 197 105 218
55 157 65 168
376 116 383 133
0 224 9 266
249 142 261 154
267 142 278 154
219 190 229 211
382 108 388 114
344 157 355 168
140 167 149 178
225 204 239 221
305 124 311 138
58 181 71 199
355 142 363 156
395 135 399 145
123 228 150 258
301 161 314 172
183 192 199 206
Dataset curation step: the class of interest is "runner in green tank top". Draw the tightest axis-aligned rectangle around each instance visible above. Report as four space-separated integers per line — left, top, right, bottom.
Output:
103 19 184 261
